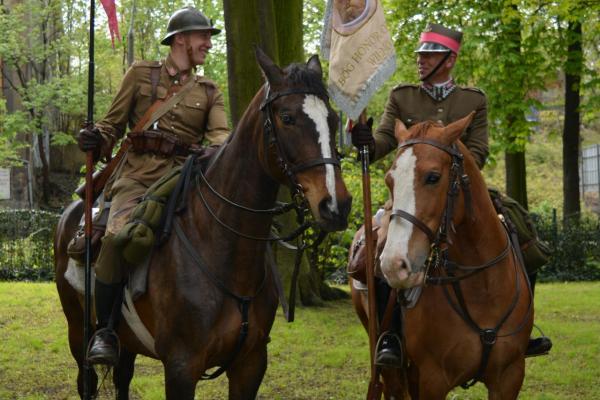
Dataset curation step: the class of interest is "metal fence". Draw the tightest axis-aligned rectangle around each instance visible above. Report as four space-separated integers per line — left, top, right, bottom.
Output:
0 209 59 281
581 144 600 197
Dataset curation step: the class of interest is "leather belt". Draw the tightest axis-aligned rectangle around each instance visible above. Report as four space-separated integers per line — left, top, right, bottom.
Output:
128 130 200 157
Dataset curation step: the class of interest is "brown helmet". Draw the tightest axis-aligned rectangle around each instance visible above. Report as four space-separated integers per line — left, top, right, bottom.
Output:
161 6 221 46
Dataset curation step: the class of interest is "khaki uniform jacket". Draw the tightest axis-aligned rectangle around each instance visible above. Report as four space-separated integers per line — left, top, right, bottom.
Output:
373 84 488 169
96 54 230 185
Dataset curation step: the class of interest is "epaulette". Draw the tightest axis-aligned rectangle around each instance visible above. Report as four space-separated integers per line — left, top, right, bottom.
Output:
392 83 419 91
195 75 217 88
131 60 163 68
461 86 485 96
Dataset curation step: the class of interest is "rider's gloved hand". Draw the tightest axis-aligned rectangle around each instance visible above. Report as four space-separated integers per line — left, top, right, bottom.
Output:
351 117 375 149
78 126 103 152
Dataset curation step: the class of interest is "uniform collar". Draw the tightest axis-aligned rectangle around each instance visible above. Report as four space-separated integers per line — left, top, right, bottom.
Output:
165 54 193 84
421 78 456 102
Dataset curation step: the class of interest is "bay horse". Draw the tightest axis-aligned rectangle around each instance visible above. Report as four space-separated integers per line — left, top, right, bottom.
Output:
351 114 533 399
55 48 352 399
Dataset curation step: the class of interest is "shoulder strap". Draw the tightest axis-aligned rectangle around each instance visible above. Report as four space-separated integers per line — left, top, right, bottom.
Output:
150 67 161 103
131 77 196 133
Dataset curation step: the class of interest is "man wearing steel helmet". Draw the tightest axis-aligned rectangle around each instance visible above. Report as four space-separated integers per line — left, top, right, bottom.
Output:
351 23 551 367
79 6 229 365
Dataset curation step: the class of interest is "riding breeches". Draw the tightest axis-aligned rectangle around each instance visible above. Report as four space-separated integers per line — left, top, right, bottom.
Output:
95 177 148 284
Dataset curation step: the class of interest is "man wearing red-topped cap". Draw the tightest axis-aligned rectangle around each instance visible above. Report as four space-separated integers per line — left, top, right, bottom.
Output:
351 23 552 367
352 22 488 168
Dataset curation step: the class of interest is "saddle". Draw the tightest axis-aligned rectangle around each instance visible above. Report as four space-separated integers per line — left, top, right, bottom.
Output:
347 201 392 284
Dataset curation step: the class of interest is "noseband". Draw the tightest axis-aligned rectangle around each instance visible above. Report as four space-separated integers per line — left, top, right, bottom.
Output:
260 83 341 202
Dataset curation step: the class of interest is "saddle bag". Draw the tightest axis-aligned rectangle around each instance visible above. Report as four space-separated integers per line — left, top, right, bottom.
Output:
67 200 110 264
488 188 552 274
113 165 183 265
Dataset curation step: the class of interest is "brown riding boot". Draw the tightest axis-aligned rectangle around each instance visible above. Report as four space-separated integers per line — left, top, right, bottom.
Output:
87 280 121 366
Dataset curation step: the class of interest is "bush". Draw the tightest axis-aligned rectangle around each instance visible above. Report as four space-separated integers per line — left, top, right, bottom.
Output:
535 212 600 282
0 209 59 281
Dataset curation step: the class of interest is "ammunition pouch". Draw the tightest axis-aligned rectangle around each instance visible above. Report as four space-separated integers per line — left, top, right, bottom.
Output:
128 130 201 158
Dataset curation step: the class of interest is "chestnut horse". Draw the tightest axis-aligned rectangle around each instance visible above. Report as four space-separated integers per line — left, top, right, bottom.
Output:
351 114 533 399
55 49 352 399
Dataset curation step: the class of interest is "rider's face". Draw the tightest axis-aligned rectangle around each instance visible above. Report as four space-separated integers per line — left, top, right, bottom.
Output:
184 31 212 66
417 52 455 82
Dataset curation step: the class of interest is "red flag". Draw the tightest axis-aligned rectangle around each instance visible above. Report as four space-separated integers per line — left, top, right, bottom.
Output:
100 0 120 47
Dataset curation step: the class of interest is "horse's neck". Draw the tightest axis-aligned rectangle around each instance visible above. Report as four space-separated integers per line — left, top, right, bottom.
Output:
186 91 280 279
448 162 513 289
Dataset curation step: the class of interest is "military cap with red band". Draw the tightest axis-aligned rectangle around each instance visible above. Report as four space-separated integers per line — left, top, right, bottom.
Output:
415 23 463 54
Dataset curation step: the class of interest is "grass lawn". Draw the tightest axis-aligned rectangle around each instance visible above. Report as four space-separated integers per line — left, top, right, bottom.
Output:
0 281 598 399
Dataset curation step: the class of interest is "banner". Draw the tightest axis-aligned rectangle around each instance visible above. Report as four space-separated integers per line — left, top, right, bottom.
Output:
321 0 396 120
100 0 120 47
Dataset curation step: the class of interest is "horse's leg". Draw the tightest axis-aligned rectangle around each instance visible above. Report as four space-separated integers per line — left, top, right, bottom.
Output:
381 367 409 400
226 344 268 400
113 349 136 400
163 359 197 400
485 359 525 400
414 363 451 400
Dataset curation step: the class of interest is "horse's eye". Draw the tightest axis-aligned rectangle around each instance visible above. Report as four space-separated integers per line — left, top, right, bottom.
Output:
425 172 441 185
280 114 295 125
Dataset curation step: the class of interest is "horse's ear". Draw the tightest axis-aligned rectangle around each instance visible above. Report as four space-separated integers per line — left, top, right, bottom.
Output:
306 54 323 76
394 119 410 144
442 111 475 144
255 46 283 86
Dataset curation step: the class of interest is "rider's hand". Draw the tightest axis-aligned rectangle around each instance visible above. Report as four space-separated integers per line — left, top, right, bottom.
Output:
77 126 103 153
351 117 374 149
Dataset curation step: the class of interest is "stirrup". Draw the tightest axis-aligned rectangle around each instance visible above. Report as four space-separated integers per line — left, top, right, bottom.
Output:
374 331 403 368
86 327 121 366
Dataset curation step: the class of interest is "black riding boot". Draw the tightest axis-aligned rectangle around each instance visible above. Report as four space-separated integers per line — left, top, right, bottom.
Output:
87 280 121 366
374 279 403 368
525 272 553 357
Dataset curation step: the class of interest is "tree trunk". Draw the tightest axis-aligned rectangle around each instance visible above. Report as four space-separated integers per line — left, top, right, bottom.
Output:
502 5 528 209
563 20 582 222
505 151 528 208
223 0 277 126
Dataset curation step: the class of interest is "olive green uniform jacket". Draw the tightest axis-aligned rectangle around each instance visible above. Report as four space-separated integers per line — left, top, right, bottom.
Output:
96 54 230 185
95 54 230 245
372 83 488 169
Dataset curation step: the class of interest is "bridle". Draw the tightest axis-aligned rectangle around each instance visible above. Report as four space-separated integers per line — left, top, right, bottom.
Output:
390 137 485 283
389 137 533 388
194 83 341 243
259 82 341 202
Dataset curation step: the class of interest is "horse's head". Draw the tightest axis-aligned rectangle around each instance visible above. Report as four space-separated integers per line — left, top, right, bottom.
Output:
255 48 352 232
379 113 475 289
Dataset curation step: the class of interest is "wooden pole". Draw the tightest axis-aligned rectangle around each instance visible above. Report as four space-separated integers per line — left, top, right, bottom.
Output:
356 111 383 400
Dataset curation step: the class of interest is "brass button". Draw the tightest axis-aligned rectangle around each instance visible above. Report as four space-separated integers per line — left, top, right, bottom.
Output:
196 102 201 106
437 108 443 113
171 125 175 129
174 80 179 85
437 119 443 124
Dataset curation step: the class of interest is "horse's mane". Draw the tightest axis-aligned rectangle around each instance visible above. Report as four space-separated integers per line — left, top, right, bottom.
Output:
283 63 328 99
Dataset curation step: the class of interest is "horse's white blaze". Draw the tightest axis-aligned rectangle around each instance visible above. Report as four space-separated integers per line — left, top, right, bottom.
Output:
380 148 416 278
302 94 338 212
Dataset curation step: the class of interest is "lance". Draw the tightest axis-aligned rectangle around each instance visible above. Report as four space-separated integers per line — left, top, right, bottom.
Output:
83 0 95 398
355 112 384 400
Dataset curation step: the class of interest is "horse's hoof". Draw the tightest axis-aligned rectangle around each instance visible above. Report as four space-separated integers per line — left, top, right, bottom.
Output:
87 328 120 366
525 336 552 357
